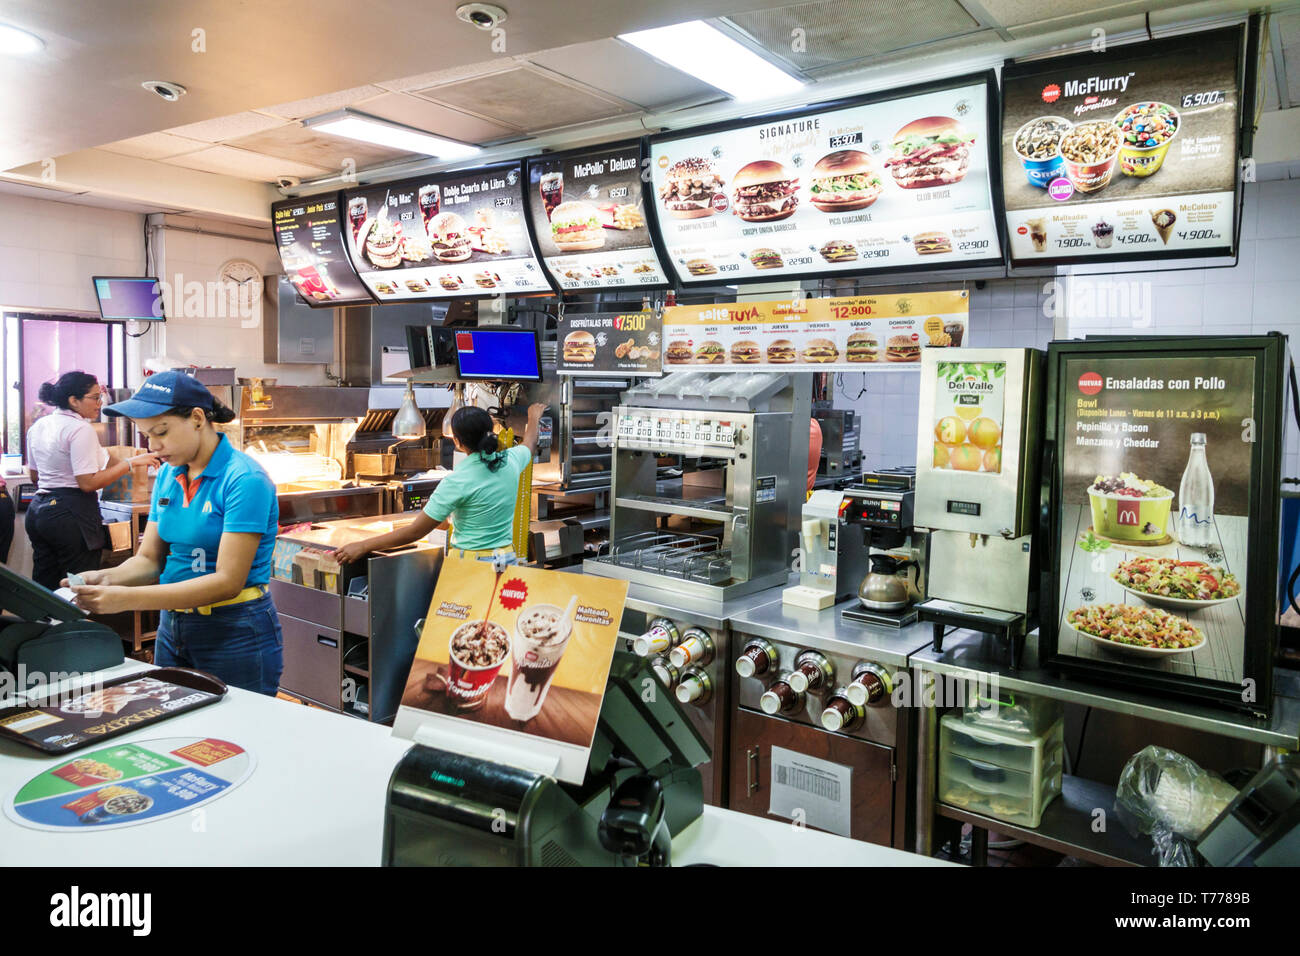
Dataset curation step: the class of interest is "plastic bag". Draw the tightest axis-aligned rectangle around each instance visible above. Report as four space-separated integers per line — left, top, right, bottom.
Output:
1114 745 1239 867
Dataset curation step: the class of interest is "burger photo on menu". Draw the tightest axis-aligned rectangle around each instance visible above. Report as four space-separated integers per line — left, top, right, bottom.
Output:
749 247 783 270
666 340 694 364
686 258 718 277
731 160 799 222
801 339 839 364
767 339 796 364
884 116 976 189
361 214 403 269
562 331 596 364
730 340 762 364
809 150 884 212
847 332 879 362
440 275 462 291
820 239 858 263
887 334 921 362
695 340 726 364
659 157 725 219
427 212 473 262
550 201 605 252
913 231 953 255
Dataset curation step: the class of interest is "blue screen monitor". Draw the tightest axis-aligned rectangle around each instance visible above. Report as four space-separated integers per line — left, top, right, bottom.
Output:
453 328 543 382
93 277 165 321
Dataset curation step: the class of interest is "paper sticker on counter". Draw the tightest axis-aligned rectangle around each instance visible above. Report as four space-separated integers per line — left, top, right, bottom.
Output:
767 746 852 837
756 476 777 503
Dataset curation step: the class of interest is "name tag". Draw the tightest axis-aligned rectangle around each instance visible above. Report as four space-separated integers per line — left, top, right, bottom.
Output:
158 498 171 506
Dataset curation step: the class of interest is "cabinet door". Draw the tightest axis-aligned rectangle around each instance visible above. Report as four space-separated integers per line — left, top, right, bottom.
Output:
279 613 342 709
729 707 895 846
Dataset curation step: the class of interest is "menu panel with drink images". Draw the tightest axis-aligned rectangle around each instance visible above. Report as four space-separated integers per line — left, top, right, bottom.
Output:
1002 26 1242 264
647 75 1003 286
527 143 670 291
392 553 629 784
342 162 553 300
1053 353 1256 688
272 196 375 306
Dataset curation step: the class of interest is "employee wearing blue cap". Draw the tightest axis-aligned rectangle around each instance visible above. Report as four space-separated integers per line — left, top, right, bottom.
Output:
66 371 283 695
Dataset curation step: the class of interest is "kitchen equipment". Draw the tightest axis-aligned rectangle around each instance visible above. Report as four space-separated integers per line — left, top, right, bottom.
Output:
913 348 1043 667
783 489 862 610
1197 754 1300 866
858 554 915 611
813 407 861 477
584 371 812 602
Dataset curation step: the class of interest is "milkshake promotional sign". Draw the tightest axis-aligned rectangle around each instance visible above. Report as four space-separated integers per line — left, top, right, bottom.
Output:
393 553 629 784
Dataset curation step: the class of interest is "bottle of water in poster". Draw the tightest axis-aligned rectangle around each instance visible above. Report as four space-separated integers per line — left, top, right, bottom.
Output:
1178 433 1216 548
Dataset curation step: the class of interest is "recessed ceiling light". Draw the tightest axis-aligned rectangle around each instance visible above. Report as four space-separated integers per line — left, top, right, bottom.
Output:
303 109 481 160
0 23 44 55
619 20 803 102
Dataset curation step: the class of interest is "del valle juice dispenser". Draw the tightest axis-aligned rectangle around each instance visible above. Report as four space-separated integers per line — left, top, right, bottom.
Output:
913 348 1044 668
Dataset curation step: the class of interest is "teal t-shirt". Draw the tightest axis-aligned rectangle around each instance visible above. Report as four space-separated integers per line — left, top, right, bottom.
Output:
422 445 530 550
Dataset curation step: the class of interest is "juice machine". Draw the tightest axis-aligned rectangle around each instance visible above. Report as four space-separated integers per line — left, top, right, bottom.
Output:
913 348 1043 668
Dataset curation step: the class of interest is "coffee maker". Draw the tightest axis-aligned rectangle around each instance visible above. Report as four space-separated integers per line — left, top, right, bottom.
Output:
912 348 1043 668
840 477 926 627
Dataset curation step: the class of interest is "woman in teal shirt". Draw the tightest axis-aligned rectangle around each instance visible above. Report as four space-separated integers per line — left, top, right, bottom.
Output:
336 403 545 564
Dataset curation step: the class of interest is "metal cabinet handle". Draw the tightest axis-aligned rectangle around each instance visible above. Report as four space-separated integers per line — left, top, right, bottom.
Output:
317 635 338 648
746 747 760 795
413 617 426 639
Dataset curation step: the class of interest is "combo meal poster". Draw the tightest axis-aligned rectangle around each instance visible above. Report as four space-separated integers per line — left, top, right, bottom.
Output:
662 290 969 371
393 554 629 784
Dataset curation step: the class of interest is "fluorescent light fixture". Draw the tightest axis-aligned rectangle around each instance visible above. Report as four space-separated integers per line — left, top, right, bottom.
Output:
619 20 803 102
303 109 481 160
0 23 44 55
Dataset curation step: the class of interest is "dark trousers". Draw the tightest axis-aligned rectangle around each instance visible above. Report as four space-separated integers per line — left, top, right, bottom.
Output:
25 488 105 591
0 486 13 563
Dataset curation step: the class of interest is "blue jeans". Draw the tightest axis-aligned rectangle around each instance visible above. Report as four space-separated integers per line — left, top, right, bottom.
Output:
156 594 283 696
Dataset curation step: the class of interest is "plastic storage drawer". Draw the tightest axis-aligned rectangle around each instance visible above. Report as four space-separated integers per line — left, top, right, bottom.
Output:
963 688 1064 738
939 715 1064 828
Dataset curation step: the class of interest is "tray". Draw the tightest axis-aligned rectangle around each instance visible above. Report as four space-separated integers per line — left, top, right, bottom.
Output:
0 668 227 754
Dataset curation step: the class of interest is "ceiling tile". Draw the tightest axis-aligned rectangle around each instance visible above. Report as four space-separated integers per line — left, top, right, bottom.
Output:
96 131 209 160
376 60 527 94
164 146 330 183
258 85 388 120
414 66 632 131
224 124 413 172
165 111 291 143
528 39 721 109
352 91 524 143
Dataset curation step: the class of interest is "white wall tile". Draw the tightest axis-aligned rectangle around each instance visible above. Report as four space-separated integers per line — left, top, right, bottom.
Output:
1252 282 1300 329
1254 237 1300 282
0 246 39 283
1257 180 1300 240
1202 282 1254 325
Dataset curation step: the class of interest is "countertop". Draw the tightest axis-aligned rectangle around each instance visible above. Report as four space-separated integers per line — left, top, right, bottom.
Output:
276 513 444 552
729 597 936 669
561 569 786 628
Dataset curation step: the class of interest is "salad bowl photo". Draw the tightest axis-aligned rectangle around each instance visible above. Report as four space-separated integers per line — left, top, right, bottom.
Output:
1110 556 1242 611
1087 473 1174 543
1066 603 1205 657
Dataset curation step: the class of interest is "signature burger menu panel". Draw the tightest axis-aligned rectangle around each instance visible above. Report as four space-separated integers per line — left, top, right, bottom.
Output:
342 162 553 299
526 143 670 292
272 196 375 306
1002 26 1242 265
647 74 1004 285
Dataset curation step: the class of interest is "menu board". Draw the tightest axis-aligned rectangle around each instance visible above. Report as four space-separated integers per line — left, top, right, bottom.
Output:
647 74 1003 286
662 290 969 371
342 162 553 300
1002 27 1242 265
526 142 670 292
271 196 375 306
557 310 663 376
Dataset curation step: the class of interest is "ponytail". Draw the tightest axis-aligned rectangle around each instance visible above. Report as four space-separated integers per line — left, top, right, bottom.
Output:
450 406 506 472
38 371 98 410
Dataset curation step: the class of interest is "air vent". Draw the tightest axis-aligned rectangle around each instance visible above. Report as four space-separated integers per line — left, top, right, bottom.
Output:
539 839 582 866
415 66 632 131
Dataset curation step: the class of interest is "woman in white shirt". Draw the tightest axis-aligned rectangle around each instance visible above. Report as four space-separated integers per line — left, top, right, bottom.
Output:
25 371 157 589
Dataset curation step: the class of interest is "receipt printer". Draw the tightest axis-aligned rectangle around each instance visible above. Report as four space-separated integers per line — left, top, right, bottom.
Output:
0 566 123 687
1197 754 1300 866
382 651 707 867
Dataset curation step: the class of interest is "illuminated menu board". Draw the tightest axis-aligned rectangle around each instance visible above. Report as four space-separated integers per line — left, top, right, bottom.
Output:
272 196 375 306
1001 26 1243 266
647 73 1004 286
525 142 670 292
342 161 553 300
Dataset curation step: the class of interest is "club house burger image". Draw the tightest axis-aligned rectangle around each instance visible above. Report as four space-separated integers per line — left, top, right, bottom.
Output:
886 334 921 362
809 150 884 212
801 338 839 363
820 239 858 263
549 200 605 252
427 212 473 262
666 340 693 364
730 340 762 364
884 116 976 189
913 231 952 255
731 160 799 222
846 332 879 362
767 339 796 363
695 340 726 364
563 330 596 363
659 157 725 219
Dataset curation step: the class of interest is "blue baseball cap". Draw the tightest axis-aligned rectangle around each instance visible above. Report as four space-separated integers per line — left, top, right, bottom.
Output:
104 370 215 419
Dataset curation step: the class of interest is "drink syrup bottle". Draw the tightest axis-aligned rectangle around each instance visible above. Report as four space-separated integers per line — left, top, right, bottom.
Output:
1178 433 1215 548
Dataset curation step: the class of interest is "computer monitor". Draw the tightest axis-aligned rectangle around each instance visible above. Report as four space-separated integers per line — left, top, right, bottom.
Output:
452 328 543 382
92 277 165 321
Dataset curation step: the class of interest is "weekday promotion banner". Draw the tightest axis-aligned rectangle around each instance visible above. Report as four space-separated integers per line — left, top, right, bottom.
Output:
558 310 663 376
393 554 629 784
662 289 969 370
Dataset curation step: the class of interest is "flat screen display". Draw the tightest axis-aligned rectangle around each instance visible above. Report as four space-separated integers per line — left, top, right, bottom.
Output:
525 141 670 292
271 195 375 306
647 73 1004 286
92 277 165 321
342 162 553 301
453 328 543 381
1000 26 1243 266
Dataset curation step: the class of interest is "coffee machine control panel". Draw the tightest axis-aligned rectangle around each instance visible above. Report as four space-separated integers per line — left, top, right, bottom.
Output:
841 490 913 533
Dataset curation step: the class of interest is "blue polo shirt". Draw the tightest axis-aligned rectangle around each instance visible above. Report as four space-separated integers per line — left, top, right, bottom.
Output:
148 434 279 587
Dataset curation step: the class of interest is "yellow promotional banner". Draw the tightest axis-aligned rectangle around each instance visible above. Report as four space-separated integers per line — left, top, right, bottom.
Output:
662 289 969 370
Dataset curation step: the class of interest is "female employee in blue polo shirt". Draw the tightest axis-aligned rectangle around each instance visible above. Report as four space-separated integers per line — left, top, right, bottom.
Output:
335 402 546 564
66 371 283 695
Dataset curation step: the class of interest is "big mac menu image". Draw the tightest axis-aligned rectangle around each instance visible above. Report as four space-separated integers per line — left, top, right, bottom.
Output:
647 75 1003 285
341 162 552 300
1002 26 1242 265
272 196 374 306
392 553 629 784
526 143 670 291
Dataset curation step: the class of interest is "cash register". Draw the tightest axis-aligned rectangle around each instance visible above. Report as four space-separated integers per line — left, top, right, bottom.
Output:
382 651 708 866
0 566 123 687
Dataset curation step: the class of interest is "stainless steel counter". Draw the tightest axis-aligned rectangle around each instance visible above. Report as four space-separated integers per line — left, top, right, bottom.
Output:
559 567 785 629
277 513 444 553
729 598 935 670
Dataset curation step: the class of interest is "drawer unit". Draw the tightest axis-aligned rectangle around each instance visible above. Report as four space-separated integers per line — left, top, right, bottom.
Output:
963 687 1063 738
938 714 1064 828
279 612 343 707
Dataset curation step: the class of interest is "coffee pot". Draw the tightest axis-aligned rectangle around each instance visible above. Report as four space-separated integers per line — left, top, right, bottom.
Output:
858 554 916 611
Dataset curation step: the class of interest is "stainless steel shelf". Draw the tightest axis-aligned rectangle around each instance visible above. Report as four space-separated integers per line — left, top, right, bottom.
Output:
615 494 733 522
